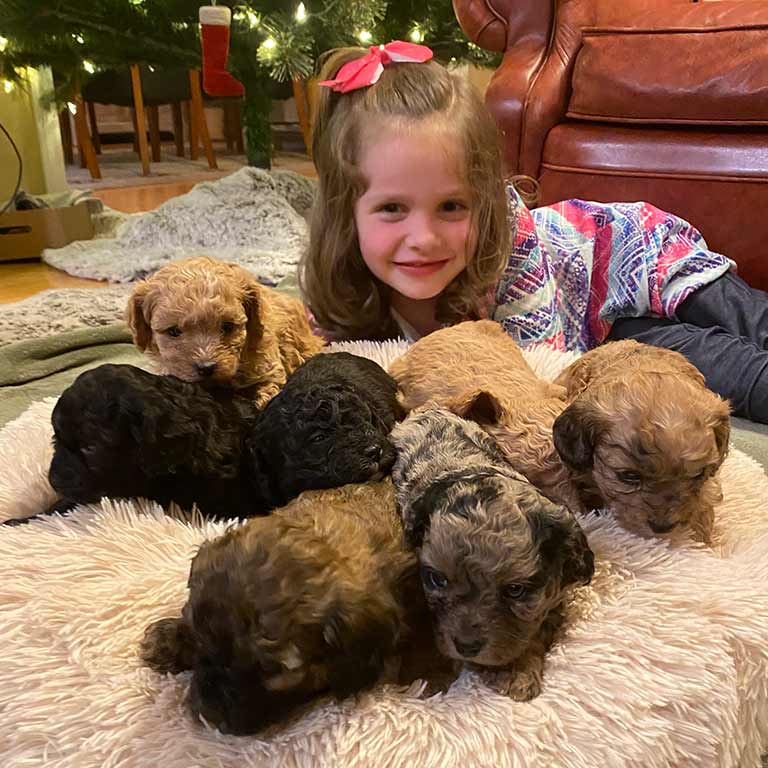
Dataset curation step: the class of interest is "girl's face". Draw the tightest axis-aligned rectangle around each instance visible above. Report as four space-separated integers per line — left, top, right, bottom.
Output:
354 124 477 307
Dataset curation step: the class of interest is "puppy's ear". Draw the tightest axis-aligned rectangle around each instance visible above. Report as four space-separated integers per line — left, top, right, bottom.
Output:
241 276 266 356
532 504 595 588
552 397 603 471
446 389 504 426
322 597 401 699
126 281 155 351
709 398 731 466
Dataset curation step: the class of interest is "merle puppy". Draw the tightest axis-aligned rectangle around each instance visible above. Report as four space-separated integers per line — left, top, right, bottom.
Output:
46 353 401 519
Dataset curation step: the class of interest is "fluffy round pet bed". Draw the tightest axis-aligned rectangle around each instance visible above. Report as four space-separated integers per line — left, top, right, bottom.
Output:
0 342 766 768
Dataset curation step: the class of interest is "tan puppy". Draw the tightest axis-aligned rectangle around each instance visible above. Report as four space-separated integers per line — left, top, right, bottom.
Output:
553 339 731 544
127 256 324 407
389 320 580 511
141 480 424 734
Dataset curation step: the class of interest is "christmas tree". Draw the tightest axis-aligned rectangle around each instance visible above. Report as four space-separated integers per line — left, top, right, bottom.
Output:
0 1 498 165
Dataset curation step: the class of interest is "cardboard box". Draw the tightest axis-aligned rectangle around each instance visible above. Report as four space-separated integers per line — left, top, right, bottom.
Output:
0 202 94 262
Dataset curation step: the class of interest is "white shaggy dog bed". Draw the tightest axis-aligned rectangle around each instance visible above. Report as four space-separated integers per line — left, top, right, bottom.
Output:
1 342 767 768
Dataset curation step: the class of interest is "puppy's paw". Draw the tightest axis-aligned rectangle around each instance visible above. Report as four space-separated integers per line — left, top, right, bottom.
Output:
480 668 541 701
141 617 194 674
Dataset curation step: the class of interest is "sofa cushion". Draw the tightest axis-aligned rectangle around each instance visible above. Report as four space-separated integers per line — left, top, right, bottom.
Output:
567 28 768 125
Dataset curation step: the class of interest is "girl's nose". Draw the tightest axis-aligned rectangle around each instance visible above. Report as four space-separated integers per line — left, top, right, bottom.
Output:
406 213 440 250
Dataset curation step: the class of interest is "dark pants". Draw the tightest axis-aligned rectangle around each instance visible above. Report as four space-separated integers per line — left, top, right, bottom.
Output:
608 272 768 424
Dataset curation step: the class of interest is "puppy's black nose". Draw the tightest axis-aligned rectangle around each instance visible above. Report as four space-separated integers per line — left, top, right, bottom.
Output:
364 444 382 461
196 362 218 377
453 637 485 658
649 520 678 533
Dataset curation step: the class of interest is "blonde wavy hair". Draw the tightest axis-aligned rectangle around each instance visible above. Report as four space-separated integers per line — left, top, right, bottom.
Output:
299 48 512 341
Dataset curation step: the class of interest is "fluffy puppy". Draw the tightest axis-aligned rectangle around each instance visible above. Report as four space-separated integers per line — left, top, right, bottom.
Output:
141 480 420 735
49 364 259 519
127 256 324 407
390 408 594 701
248 352 403 508
552 339 731 544
49 354 401 519
389 320 580 510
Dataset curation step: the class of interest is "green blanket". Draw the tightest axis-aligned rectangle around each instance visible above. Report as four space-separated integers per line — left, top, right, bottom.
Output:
0 323 148 428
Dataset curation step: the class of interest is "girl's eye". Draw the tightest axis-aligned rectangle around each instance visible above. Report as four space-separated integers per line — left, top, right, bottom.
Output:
221 322 236 334
440 200 468 214
501 583 527 602
616 470 642 485
378 203 402 215
165 326 182 338
421 567 448 591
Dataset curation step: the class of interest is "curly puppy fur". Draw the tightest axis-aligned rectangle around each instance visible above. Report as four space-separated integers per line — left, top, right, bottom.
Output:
140 480 420 735
247 352 403 509
552 339 731 544
49 354 401 519
126 256 324 407
49 364 259 519
389 320 580 510
390 408 594 701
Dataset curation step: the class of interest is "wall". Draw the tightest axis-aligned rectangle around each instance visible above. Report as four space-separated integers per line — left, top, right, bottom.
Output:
0 67 67 202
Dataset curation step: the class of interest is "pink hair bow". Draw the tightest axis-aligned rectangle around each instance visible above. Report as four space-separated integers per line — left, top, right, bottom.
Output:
318 41 434 93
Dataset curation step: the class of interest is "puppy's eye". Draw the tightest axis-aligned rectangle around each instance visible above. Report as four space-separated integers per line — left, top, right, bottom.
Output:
165 326 182 338
500 583 527 601
309 431 327 444
616 470 642 486
221 321 236 335
421 567 448 591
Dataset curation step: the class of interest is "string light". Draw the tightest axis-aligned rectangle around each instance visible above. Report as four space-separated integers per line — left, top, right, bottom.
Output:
409 26 423 43
262 37 276 50
72 33 84 44
83 60 95 73
0 36 8 52
358 30 372 43
295 3 307 22
246 11 260 28
2 80 13 94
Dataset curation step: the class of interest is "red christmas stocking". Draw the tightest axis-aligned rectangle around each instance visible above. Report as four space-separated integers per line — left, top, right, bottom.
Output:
199 5 245 98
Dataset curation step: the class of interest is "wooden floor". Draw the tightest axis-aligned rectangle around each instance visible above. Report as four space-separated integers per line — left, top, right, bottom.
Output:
0 155 313 304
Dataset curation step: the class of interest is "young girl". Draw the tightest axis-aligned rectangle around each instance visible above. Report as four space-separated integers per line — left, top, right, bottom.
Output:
299 42 768 424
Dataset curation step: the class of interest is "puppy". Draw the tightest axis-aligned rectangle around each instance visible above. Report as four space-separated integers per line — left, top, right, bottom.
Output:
127 256 324 407
248 351 403 508
390 408 594 701
141 480 420 734
49 353 401 519
49 364 260 519
552 339 731 544
389 320 580 510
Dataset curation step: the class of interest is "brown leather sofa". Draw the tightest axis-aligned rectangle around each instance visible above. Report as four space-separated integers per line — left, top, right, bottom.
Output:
453 0 768 289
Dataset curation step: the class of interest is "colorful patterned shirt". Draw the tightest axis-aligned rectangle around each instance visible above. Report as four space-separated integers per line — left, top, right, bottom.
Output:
492 186 735 352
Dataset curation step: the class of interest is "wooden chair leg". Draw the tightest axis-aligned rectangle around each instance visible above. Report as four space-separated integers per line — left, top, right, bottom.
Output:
189 69 218 170
234 100 244 154
58 109 74 165
171 102 185 157
292 77 312 158
73 93 101 179
223 103 235 153
86 101 102 154
147 105 162 162
185 100 199 161
130 63 151 176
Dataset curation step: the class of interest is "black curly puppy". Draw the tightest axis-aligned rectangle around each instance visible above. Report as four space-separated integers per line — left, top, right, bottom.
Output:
248 351 402 509
46 353 401 519
49 364 260 519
